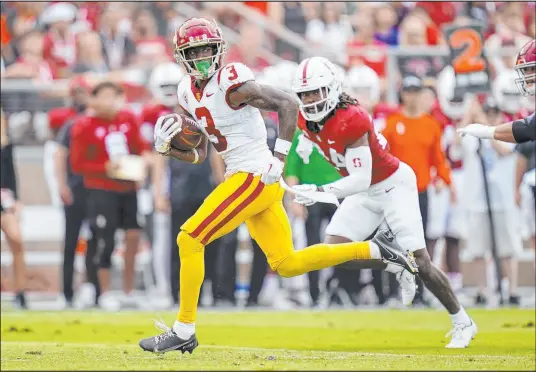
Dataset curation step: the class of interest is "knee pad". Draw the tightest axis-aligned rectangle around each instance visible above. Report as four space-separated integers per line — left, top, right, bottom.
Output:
177 231 205 259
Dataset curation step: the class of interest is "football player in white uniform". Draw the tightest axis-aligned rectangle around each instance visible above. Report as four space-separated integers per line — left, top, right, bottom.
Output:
139 18 417 354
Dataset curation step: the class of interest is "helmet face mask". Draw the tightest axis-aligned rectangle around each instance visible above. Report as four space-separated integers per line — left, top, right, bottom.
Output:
292 57 342 123
173 18 227 80
298 88 329 118
514 39 536 96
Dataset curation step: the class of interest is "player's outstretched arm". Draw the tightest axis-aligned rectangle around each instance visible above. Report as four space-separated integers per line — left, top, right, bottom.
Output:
228 81 299 160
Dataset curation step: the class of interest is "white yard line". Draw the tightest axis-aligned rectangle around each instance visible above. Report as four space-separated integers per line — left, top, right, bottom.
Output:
0 340 527 360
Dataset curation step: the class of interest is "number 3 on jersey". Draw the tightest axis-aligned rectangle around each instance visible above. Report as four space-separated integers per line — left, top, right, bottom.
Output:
194 107 228 152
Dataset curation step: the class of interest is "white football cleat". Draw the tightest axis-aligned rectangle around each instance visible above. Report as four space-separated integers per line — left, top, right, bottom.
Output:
445 320 478 348
396 269 416 306
74 283 96 309
99 292 121 312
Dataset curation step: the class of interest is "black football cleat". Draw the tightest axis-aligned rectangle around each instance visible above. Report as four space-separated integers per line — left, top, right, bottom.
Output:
372 229 419 274
139 321 199 354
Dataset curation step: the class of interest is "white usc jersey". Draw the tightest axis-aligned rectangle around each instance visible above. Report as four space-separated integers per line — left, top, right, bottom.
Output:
177 62 272 177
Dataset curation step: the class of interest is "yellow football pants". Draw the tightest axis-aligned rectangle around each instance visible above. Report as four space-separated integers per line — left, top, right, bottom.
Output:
177 173 371 323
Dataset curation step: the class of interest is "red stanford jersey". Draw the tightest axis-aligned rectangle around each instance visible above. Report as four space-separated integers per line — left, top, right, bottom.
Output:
48 107 78 131
298 104 399 184
43 31 78 77
139 103 172 145
70 110 148 192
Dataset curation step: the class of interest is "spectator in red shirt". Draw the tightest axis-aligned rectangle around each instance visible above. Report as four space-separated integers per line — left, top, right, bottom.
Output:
3 30 54 81
347 12 388 77
131 7 173 67
41 2 78 78
70 82 150 311
225 21 270 73
416 1 457 28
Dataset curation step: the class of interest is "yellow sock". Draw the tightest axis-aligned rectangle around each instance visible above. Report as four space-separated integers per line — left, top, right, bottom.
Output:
277 241 371 277
176 231 205 324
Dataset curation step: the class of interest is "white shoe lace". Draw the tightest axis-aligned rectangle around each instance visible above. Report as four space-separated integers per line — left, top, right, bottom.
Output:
446 324 465 341
152 317 176 344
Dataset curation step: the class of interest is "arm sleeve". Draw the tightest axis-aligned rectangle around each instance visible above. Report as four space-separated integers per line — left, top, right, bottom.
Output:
430 120 452 185
218 63 255 110
70 119 107 176
284 130 302 179
322 146 373 199
512 112 536 143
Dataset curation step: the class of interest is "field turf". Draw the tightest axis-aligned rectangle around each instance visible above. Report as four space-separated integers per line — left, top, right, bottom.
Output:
1 308 534 370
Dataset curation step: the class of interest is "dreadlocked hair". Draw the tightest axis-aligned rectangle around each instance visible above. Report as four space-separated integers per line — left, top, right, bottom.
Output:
336 92 359 109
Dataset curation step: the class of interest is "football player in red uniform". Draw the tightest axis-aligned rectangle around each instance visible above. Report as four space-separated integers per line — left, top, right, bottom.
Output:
459 39 536 143
291 56 476 348
70 82 150 311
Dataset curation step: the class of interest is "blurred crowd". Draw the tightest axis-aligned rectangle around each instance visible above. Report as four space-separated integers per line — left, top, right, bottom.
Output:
0 2 534 311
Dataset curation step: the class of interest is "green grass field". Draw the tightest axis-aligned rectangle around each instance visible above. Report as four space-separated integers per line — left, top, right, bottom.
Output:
1 308 534 370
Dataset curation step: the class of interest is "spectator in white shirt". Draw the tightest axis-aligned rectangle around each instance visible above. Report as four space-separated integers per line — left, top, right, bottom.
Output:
460 98 522 307
305 3 352 64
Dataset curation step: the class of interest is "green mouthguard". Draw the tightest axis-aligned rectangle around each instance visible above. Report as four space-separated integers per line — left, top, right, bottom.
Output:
195 60 212 78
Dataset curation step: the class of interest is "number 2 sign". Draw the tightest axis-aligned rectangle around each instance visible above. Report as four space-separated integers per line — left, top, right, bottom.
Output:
443 23 490 96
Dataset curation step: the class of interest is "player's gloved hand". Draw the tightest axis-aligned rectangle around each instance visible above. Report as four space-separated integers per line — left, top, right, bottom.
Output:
457 123 495 139
292 184 318 206
296 134 314 164
154 114 183 155
259 157 284 185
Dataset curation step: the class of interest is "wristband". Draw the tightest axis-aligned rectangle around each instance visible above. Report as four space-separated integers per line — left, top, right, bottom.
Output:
192 148 200 164
274 138 292 156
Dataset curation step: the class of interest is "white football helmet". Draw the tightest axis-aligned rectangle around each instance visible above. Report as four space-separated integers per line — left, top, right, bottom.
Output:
436 66 472 120
292 57 342 122
493 69 523 114
258 60 298 91
148 62 184 107
347 65 380 108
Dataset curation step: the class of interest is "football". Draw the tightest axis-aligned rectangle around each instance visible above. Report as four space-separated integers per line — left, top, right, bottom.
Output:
170 114 204 151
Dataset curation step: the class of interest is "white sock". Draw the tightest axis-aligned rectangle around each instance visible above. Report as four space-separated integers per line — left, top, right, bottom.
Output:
173 320 195 339
369 242 381 259
450 306 471 325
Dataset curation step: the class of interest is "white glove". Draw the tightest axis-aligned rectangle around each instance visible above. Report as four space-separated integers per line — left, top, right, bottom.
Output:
296 134 314 164
259 157 284 185
457 124 495 139
154 114 183 155
292 184 318 206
